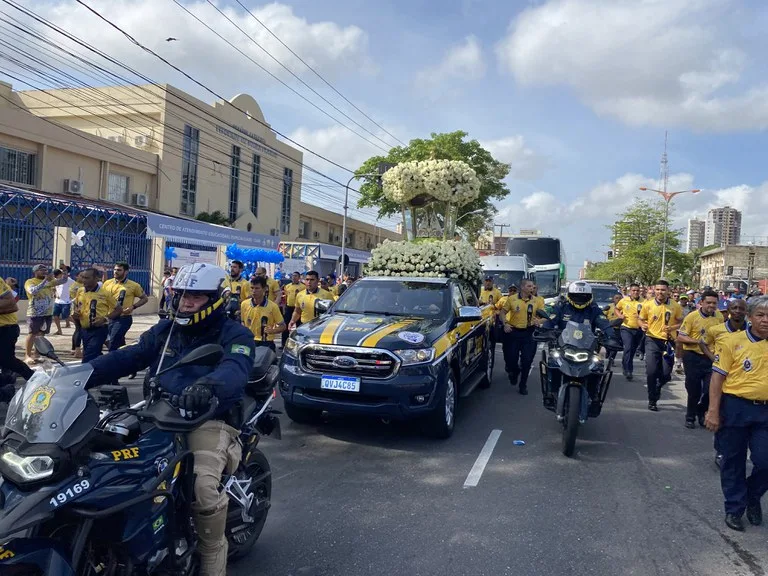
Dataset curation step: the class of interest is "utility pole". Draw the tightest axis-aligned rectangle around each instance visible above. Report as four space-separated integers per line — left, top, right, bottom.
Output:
493 223 509 255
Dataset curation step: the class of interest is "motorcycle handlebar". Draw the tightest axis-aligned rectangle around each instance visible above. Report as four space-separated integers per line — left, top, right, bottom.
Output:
138 395 219 433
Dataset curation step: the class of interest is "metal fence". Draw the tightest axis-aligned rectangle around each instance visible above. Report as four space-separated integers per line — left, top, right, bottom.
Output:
0 186 152 297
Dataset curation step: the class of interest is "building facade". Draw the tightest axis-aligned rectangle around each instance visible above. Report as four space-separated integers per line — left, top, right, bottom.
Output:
297 202 400 251
699 245 768 292
704 206 741 247
686 218 705 253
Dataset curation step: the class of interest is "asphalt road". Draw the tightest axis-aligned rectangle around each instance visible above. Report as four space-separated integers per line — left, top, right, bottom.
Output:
110 347 767 576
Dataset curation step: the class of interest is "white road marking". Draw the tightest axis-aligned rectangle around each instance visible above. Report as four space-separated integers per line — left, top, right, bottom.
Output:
463 429 502 488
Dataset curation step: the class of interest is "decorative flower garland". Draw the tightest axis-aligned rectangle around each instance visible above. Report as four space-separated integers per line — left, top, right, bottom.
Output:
381 159 480 207
367 239 482 284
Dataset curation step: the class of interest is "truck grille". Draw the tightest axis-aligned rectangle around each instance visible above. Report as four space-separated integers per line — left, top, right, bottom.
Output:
300 345 399 379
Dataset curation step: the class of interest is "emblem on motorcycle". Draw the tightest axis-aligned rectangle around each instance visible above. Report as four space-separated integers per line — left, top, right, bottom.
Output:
573 330 584 340
155 457 169 475
27 385 55 414
333 355 358 368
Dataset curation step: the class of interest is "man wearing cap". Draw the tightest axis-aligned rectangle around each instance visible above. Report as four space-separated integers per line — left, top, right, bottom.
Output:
24 264 67 364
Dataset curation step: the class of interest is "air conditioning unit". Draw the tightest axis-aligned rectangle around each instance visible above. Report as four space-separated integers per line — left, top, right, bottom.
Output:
131 193 149 207
270 228 278 236
63 179 83 195
313 231 320 239
107 135 126 144
134 135 151 148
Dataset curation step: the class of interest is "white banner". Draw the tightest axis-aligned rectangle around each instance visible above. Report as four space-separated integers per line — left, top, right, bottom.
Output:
280 258 307 275
170 247 218 268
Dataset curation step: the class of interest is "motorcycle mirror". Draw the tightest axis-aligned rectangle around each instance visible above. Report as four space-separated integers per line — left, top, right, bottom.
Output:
33 336 56 359
156 344 224 376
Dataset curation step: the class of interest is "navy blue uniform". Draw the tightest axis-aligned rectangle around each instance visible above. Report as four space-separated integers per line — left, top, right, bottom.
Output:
544 301 616 338
89 316 255 417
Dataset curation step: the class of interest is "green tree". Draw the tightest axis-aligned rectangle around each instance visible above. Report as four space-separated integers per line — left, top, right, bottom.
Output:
196 210 230 226
355 131 511 242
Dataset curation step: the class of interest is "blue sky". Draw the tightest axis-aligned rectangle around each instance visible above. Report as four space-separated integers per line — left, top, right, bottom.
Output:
10 0 768 277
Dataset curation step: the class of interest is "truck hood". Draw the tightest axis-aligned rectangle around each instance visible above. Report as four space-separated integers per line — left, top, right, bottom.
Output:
297 313 445 349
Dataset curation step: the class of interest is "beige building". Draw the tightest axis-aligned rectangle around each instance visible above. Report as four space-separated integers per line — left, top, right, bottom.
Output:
699 245 768 291
297 202 400 251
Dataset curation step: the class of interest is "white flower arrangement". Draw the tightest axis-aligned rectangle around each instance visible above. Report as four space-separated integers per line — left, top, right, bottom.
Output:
382 159 480 207
366 239 483 284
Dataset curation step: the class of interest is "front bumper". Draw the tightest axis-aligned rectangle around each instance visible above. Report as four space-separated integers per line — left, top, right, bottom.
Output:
279 352 449 419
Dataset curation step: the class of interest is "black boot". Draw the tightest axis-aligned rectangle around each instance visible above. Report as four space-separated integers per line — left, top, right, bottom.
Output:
725 514 745 532
747 501 763 526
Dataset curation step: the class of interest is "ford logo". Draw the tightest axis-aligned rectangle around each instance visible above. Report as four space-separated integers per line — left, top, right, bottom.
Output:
333 356 358 368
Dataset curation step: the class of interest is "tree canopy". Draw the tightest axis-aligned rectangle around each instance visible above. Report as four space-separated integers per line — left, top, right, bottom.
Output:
196 210 230 226
355 131 511 241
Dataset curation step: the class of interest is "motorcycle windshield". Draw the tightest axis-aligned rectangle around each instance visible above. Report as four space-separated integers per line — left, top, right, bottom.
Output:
559 321 596 351
5 364 93 444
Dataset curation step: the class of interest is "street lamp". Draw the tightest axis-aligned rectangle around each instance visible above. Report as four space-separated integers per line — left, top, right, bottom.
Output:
341 170 390 276
639 186 701 278
456 208 484 225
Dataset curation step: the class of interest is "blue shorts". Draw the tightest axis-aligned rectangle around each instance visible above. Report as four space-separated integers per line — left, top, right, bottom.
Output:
53 303 71 319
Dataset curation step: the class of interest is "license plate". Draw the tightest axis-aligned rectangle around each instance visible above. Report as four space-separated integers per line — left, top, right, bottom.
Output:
321 375 361 392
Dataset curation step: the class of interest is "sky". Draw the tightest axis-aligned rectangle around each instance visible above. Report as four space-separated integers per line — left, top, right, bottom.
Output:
5 0 768 277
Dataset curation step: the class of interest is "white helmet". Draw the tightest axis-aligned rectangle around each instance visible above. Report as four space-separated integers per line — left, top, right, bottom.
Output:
567 281 593 309
171 263 229 326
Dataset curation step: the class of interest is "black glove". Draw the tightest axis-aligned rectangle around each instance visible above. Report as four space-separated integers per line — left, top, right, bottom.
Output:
179 381 214 413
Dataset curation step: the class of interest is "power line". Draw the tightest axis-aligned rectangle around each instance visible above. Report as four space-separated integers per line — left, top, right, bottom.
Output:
232 0 407 148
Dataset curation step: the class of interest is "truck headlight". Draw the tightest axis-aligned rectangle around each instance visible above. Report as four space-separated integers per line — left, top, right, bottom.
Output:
283 337 300 358
395 348 435 365
1 450 55 481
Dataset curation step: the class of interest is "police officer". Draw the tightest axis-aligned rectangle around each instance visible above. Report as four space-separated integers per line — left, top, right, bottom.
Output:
500 279 545 395
289 270 334 330
480 277 502 348
706 295 768 532
88 263 255 575
639 279 684 411
617 283 644 380
72 268 123 362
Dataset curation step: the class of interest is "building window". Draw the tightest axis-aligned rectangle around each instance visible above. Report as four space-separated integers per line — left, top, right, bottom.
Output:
298 219 309 239
0 145 36 186
229 145 241 223
107 173 129 203
250 154 260 218
180 125 199 216
281 167 293 234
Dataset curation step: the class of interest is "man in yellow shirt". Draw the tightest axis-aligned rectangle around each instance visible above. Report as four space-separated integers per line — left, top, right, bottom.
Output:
0 277 34 388
706 295 768 532
24 264 67 364
102 262 148 352
73 268 123 362
616 283 644 380
282 272 303 347
290 271 333 329
639 279 684 411
480 277 503 306
242 277 285 351
676 290 723 428
500 279 545 395
223 260 251 303
255 266 281 303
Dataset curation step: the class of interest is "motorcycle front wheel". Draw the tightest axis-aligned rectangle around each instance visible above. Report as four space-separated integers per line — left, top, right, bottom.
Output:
227 448 272 561
562 385 580 457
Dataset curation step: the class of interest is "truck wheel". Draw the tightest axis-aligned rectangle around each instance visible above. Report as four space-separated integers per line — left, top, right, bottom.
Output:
284 401 320 425
479 343 493 389
423 371 457 439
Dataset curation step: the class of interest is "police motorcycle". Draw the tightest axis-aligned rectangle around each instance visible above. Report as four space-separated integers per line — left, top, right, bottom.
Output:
534 312 622 457
0 337 280 575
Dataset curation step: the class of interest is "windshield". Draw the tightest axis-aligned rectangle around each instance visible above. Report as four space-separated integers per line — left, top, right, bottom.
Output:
559 321 597 351
533 270 560 298
335 280 450 319
485 271 525 293
506 237 560 266
592 286 622 305
5 364 93 444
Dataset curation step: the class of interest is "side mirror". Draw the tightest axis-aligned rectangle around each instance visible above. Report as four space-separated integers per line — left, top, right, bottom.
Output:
314 299 333 315
457 306 482 322
33 336 56 359
157 344 224 376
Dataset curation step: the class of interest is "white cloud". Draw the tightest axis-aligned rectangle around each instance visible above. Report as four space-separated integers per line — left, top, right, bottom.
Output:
496 0 768 132
20 0 374 97
480 135 550 180
415 36 485 95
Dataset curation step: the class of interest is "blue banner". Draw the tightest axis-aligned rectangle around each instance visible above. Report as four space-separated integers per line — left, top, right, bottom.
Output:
146 212 278 250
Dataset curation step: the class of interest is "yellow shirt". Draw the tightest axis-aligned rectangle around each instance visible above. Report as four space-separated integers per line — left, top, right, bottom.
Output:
69 281 83 300
678 310 724 353
605 303 619 321
713 329 768 401
0 278 18 327
617 296 643 329
480 288 503 306
25 277 56 317
295 288 333 323
224 276 251 301
501 294 545 329
243 297 284 341
102 278 145 315
283 282 303 307
76 286 118 329
640 298 683 340
266 278 281 302
704 320 744 352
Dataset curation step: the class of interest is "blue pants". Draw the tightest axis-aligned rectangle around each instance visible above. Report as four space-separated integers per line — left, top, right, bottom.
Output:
683 351 712 420
108 316 133 351
502 328 537 388
645 336 672 402
716 394 768 516
82 326 109 363
620 328 643 375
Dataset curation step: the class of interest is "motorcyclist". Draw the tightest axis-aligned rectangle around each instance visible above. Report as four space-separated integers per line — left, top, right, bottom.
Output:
541 281 621 408
87 263 255 576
